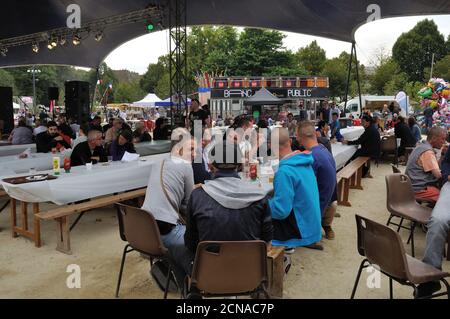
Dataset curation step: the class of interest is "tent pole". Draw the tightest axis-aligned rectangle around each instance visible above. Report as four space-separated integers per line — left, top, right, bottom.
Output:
92 66 100 115
344 42 355 114
353 43 363 116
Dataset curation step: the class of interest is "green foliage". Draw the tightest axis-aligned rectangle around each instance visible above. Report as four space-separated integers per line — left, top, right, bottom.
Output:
295 40 326 75
429 54 450 80
392 19 447 82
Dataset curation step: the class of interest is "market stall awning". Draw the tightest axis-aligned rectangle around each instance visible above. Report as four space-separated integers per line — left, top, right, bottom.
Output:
244 87 283 105
0 0 449 69
155 97 191 107
132 93 162 108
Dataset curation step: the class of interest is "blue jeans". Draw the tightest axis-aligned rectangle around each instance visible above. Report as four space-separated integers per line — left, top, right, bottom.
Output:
160 224 194 284
423 182 450 270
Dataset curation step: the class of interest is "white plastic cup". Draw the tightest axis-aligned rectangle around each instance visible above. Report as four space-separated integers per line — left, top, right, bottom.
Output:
86 162 93 170
29 167 36 174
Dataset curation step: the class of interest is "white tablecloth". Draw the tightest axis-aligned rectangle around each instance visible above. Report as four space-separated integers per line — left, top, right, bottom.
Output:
0 150 72 175
0 144 36 157
331 143 358 170
340 127 364 141
135 140 171 156
1 153 169 205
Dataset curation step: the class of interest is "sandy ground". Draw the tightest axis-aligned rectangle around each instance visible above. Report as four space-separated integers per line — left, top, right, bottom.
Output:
0 163 448 299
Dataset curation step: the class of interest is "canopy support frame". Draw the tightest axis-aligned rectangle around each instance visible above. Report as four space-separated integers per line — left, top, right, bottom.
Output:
344 41 363 117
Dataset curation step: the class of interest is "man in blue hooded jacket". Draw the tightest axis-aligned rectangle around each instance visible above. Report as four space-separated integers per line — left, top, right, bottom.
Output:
269 127 322 252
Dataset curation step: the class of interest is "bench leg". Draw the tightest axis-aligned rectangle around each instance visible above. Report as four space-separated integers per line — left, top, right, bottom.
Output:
340 179 351 207
353 167 364 190
10 198 17 238
337 180 343 205
366 161 373 178
33 203 41 247
350 173 356 188
56 217 72 255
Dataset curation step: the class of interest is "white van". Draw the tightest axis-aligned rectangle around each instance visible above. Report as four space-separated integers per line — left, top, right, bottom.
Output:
339 95 410 118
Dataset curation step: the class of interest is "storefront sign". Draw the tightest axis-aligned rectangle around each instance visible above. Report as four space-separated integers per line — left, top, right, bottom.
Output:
211 87 329 99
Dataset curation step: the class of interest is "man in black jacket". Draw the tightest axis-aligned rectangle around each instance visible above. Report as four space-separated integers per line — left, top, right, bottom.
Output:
35 121 71 153
70 130 107 166
343 115 381 177
57 114 76 139
394 116 417 158
185 142 273 255
344 115 381 160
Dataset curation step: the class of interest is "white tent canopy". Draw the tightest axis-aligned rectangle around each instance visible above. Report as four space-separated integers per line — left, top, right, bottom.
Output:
132 93 162 108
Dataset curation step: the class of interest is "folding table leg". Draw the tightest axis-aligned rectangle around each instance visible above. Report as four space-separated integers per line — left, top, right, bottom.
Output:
56 216 72 255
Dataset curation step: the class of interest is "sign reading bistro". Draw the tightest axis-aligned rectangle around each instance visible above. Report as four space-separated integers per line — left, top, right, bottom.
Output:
211 87 329 99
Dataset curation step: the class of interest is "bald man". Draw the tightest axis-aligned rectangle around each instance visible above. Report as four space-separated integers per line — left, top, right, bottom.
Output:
297 121 337 241
269 128 322 254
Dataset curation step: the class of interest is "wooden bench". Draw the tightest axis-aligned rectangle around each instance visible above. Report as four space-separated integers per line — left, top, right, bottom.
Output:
267 246 285 298
337 157 371 207
35 188 147 254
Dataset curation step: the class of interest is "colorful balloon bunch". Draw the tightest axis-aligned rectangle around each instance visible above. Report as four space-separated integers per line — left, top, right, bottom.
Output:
418 78 450 127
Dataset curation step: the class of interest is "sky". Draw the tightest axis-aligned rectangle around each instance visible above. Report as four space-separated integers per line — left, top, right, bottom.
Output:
104 15 450 75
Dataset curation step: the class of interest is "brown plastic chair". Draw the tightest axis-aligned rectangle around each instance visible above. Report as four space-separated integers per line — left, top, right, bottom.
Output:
114 203 171 299
385 174 432 257
185 241 270 298
380 135 398 166
351 214 449 299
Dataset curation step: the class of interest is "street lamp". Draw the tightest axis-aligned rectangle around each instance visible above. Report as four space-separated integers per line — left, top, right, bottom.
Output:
27 66 41 113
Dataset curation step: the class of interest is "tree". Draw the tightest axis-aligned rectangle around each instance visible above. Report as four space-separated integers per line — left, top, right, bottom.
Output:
295 40 326 75
322 57 348 98
429 54 450 80
392 19 447 82
0 69 15 89
140 56 168 93
114 81 146 103
370 58 401 95
231 28 288 76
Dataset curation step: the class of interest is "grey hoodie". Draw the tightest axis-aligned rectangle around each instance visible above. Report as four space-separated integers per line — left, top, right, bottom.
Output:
202 175 271 209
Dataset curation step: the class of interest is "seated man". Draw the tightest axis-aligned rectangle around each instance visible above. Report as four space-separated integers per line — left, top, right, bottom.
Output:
35 121 71 153
330 113 343 142
269 127 322 253
394 116 416 159
417 180 450 297
109 130 136 161
141 128 196 285
70 130 107 166
184 142 273 280
8 117 33 145
343 114 381 176
405 127 447 202
297 122 337 242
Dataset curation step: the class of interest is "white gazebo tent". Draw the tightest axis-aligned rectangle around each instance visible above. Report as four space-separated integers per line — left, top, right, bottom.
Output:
132 93 162 108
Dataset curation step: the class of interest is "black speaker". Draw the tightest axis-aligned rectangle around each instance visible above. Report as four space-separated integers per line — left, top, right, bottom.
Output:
0 87 14 135
48 87 59 100
65 81 90 124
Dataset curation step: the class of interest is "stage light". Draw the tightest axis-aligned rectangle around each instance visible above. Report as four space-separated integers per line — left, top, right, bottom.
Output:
94 31 103 42
72 33 81 45
32 42 39 53
146 22 155 31
47 40 54 50
51 37 58 47
60 36 66 46
0 47 7 57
